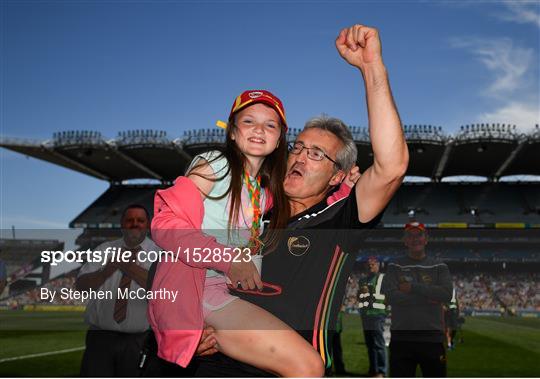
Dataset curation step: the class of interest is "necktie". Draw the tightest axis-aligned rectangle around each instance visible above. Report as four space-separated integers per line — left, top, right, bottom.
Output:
113 245 141 323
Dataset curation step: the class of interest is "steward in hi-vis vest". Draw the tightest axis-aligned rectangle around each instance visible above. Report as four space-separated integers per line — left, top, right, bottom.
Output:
359 271 387 316
359 256 388 377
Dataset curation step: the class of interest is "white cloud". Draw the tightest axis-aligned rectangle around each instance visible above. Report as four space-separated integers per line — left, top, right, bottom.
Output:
478 101 540 132
433 0 540 28
497 1 540 28
450 37 533 97
450 36 538 132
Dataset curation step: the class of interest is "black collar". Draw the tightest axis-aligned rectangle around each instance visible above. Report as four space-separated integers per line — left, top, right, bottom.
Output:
263 187 339 228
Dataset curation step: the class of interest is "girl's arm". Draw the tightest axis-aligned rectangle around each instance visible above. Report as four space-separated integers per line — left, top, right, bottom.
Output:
327 166 361 204
152 176 263 289
152 176 232 274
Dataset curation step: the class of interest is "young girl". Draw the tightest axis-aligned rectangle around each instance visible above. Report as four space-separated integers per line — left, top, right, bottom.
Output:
150 90 325 377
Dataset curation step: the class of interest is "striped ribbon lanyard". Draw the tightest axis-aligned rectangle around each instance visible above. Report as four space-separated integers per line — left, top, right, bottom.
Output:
243 170 262 255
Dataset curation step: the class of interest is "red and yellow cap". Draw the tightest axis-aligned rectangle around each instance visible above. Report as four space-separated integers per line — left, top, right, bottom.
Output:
217 90 287 131
404 222 426 232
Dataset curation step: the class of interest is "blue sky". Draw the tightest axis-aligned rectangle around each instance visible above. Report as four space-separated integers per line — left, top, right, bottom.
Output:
1 0 539 231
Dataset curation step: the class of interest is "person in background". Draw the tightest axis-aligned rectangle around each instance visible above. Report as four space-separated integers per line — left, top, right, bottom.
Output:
382 222 453 377
359 256 387 377
445 286 459 350
76 204 158 377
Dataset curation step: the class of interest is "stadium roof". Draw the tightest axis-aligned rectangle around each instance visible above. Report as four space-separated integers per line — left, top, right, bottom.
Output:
2 123 539 182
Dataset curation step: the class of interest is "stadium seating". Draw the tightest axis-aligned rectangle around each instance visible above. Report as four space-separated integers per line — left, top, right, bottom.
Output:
68 182 540 228
70 185 162 228
385 183 540 224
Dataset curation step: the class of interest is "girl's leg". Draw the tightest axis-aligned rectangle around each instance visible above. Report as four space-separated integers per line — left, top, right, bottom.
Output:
205 298 325 377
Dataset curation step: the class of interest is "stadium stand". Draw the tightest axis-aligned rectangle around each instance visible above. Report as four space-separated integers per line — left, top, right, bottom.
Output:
451 272 539 314
67 182 540 227
1 270 82 309
0 239 63 298
70 184 163 229
385 182 540 224
357 247 539 263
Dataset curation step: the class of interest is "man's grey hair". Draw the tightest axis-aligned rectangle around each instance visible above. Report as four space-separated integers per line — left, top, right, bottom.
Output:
303 115 358 172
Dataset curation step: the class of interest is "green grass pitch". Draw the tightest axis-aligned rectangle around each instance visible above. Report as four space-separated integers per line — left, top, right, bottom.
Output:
0 311 539 377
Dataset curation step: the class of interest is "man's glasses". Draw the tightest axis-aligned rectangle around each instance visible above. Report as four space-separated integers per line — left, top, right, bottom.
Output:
288 142 341 168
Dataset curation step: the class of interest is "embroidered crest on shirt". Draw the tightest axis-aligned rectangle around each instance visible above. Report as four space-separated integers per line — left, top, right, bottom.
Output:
287 236 311 256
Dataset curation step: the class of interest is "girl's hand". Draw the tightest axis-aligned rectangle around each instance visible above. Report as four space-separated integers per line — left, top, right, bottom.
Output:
344 166 361 187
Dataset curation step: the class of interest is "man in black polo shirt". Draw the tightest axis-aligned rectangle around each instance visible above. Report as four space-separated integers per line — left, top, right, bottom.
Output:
382 222 453 377
191 23 409 376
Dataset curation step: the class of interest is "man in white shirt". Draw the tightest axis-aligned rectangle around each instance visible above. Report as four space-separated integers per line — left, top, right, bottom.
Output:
77 204 159 376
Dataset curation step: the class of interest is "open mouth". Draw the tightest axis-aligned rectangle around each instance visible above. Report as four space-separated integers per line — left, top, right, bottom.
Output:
287 166 304 178
248 137 266 144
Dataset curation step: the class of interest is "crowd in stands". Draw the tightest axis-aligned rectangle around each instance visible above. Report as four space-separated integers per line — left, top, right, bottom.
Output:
453 273 500 310
490 273 539 312
2 273 83 309
343 271 362 311
451 272 539 312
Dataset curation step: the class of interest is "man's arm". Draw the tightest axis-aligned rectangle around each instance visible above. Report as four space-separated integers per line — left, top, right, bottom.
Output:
382 264 429 306
335 25 409 223
411 264 453 303
115 261 149 289
76 263 117 291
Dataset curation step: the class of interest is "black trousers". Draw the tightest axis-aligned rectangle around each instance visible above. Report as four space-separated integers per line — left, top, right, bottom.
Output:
80 329 148 377
191 353 273 377
389 340 447 378
332 332 345 374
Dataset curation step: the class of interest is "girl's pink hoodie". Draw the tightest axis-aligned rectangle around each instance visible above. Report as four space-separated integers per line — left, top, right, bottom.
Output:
148 177 232 367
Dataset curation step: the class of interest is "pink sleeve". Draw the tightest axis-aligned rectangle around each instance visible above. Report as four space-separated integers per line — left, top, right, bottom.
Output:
327 182 352 205
265 188 274 211
151 176 232 274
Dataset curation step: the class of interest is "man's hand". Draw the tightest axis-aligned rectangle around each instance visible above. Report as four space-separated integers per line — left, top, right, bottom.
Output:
335 24 382 70
196 324 218 356
227 255 263 291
